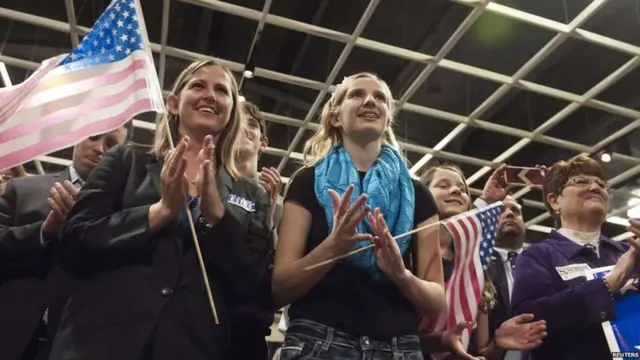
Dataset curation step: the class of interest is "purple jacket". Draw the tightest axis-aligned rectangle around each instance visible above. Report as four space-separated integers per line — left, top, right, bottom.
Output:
510 230 628 360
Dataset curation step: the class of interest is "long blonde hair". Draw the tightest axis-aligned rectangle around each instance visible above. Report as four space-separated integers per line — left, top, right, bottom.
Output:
301 72 404 167
421 163 497 313
152 60 244 180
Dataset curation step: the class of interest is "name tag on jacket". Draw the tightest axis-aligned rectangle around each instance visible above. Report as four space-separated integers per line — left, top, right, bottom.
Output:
555 263 591 281
228 194 256 212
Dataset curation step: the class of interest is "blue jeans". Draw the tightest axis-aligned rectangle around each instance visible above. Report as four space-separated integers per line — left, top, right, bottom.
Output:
280 319 423 360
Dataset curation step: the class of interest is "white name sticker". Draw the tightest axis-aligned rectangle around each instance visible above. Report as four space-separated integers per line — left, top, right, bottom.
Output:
555 263 591 281
228 194 256 212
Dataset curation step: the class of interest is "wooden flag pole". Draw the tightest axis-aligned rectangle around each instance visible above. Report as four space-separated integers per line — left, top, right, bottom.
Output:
164 118 219 324
303 201 505 272
304 220 442 272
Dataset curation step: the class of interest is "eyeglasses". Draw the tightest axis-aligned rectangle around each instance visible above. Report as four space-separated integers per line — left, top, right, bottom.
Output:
562 176 611 192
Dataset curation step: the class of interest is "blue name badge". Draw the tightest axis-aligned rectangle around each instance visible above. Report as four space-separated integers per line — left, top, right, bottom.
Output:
228 194 256 212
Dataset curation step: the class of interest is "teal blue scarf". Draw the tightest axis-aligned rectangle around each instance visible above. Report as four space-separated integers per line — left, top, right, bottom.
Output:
314 144 415 279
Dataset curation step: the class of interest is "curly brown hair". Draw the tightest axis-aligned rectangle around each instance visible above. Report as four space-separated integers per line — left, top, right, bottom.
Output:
543 155 605 227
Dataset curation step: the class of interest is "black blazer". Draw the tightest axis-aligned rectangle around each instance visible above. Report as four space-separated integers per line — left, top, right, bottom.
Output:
0 169 76 360
486 250 510 342
49 145 275 360
467 251 511 358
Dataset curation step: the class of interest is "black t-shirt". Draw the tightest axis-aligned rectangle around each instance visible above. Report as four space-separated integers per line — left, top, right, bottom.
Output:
285 166 439 339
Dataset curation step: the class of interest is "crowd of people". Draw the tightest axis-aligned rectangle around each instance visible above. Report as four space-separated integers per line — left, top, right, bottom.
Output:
1 58 638 360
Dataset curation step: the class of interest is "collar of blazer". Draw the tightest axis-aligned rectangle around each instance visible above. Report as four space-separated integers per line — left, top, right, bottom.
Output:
146 157 233 201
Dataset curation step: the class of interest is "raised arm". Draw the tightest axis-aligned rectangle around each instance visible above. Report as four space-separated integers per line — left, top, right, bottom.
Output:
395 212 445 317
405 182 446 316
58 145 157 276
368 181 445 316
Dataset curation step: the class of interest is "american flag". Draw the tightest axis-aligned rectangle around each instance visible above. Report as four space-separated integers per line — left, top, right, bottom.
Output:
420 201 504 355
0 0 164 171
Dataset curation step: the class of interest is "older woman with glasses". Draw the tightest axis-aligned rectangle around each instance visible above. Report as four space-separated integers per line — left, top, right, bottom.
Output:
511 155 640 360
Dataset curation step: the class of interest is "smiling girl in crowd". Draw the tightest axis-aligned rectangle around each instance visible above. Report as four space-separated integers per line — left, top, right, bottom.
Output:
272 72 445 359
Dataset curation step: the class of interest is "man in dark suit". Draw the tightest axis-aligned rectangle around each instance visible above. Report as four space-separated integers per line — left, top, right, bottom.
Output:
486 195 526 360
0 123 132 360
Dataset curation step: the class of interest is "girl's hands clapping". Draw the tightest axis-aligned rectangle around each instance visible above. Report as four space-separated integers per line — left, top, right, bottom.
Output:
327 185 372 254
159 137 190 217
368 208 408 281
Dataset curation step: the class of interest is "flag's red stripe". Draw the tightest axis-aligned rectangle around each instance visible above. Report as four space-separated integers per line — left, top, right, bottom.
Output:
0 78 148 143
467 219 482 314
460 218 475 323
0 98 151 170
0 57 63 125
35 57 147 95
448 221 465 330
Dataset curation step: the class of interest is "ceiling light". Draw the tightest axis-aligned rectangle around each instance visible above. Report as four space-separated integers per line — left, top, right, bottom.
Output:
600 152 611 163
243 63 255 79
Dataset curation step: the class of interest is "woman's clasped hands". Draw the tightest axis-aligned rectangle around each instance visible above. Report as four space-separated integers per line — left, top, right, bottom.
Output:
325 185 407 280
156 135 224 226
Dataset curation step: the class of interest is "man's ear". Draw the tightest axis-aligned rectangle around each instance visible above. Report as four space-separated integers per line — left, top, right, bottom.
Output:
261 136 269 151
167 94 179 117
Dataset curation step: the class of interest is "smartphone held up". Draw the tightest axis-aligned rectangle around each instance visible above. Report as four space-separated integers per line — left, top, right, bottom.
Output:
503 166 545 187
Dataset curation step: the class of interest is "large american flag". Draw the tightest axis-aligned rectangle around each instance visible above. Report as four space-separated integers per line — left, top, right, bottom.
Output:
0 0 164 171
420 201 504 355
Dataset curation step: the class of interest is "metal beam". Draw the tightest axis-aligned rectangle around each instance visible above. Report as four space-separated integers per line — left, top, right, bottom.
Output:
277 0 381 171
271 0 330 116
158 0 171 87
238 0 272 90
63 0 80 47
413 0 611 176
